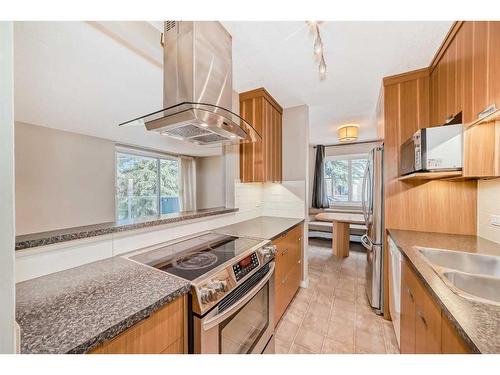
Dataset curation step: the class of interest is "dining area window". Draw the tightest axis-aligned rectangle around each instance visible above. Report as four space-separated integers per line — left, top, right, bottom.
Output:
324 155 368 206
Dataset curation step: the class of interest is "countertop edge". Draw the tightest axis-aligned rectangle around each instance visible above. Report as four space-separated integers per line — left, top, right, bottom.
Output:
70 284 190 354
16 207 239 251
268 219 305 240
387 229 481 353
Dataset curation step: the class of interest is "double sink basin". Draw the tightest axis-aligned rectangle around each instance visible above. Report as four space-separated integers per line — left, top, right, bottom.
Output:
417 247 500 305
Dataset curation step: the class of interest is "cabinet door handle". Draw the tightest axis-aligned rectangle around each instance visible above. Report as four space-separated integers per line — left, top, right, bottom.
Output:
281 248 289 256
281 275 288 284
406 288 414 302
417 310 428 329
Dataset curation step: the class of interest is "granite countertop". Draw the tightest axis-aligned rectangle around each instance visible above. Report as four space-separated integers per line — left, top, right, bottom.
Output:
388 229 500 354
16 257 190 354
15 215 303 354
16 207 238 250
216 216 304 240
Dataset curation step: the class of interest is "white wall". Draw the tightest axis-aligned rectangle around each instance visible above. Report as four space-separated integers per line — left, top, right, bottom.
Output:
477 178 500 244
15 182 264 282
0 21 16 353
15 122 115 235
196 156 224 209
282 104 309 286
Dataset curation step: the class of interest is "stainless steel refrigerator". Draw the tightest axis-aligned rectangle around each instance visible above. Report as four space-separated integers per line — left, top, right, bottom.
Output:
361 145 384 314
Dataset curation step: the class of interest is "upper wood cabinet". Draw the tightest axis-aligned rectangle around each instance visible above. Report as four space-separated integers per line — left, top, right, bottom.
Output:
427 21 500 178
429 22 500 126
239 88 283 183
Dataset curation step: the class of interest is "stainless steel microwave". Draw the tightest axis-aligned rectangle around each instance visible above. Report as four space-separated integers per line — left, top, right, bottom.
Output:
400 124 463 176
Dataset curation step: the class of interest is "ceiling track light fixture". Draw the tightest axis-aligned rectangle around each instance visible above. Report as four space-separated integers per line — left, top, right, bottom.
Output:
307 21 327 80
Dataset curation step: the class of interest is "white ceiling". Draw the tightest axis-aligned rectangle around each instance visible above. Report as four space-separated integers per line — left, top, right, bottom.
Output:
14 21 453 153
14 21 220 157
222 21 453 144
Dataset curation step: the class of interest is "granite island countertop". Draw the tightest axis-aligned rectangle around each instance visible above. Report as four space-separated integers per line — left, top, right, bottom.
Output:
388 229 500 354
216 216 304 240
16 256 190 354
16 207 238 250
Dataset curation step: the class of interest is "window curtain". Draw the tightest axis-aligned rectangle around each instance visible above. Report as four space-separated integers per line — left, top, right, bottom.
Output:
179 156 196 211
311 145 329 208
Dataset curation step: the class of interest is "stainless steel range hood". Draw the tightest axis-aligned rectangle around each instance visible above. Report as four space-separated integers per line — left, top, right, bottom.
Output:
119 21 260 146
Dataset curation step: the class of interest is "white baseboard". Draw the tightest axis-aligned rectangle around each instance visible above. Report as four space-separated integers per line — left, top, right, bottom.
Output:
300 278 309 288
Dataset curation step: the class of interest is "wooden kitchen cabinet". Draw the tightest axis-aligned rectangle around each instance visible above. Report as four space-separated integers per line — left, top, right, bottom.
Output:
441 314 472 354
463 120 500 178
401 258 441 353
89 295 186 354
273 224 303 325
239 88 283 183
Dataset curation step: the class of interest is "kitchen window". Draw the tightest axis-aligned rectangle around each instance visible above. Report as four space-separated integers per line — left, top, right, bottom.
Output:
324 155 368 206
116 148 180 221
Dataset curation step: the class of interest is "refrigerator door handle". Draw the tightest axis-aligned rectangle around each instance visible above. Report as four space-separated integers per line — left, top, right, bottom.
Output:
361 166 369 225
361 234 372 251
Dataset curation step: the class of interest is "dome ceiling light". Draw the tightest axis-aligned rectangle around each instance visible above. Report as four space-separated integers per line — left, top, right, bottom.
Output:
337 124 359 143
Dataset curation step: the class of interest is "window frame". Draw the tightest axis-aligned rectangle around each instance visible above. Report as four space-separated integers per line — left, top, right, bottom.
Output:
324 153 368 207
114 146 180 221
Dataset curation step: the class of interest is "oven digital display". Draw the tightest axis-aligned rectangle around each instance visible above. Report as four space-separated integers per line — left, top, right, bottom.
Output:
239 256 252 268
232 252 259 281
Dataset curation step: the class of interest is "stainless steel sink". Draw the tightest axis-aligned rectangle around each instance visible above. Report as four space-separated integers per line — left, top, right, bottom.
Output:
443 271 500 305
417 247 500 305
417 247 500 278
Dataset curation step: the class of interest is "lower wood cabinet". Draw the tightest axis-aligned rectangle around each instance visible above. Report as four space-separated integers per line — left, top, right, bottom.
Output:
441 314 472 354
273 224 303 325
89 295 186 354
401 258 472 354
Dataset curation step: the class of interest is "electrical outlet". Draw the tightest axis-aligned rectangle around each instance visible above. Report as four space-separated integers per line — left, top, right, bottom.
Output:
490 214 500 228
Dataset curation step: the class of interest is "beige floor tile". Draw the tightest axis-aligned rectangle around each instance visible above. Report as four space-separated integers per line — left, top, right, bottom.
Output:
308 301 332 318
337 280 357 293
289 343 314 354
382 321 400 354
287 239 395 355
301 311 329 335
329 308 355 324
275 318 300 345
283 306 306 326
275 338 292 354
356 315 383 336
355 328 386 354
326 320 354 346
322 337 355 354
316 284 335 298
310 291 334 307
334 288 356 303
332 299 356 313
294 327 324 353
288 297 310 314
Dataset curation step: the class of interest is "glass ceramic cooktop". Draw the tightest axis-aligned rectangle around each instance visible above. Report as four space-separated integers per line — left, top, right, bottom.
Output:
130 232 263 281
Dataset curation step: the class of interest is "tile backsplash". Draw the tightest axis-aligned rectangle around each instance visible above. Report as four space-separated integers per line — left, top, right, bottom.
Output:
477 178 500 244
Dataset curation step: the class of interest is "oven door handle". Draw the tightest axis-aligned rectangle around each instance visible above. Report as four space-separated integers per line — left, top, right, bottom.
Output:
202 262 275 331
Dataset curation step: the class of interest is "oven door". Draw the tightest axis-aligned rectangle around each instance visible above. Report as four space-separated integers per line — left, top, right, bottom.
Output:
193 262 275 354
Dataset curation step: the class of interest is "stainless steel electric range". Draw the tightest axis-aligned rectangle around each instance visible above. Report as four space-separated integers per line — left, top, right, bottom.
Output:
127 232 277 354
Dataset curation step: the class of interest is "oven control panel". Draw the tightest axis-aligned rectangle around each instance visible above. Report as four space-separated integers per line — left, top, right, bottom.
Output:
232 252 259 281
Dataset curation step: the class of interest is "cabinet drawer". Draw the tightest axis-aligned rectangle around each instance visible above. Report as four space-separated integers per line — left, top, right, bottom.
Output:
273 225 302 281
275 258 301 325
